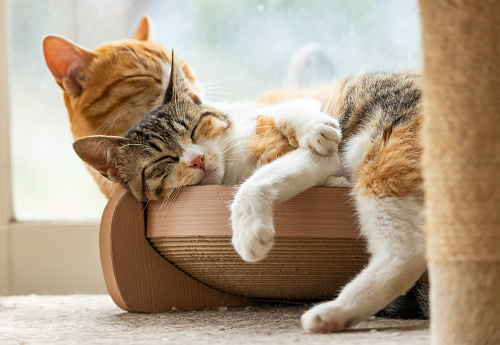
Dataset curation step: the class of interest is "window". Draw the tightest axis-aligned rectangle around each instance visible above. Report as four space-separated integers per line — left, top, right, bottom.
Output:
8 0 421 221
1 0 421 293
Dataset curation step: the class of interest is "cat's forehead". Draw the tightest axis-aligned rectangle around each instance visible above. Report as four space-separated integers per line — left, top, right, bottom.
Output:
124 106 189 149
94 40 169 61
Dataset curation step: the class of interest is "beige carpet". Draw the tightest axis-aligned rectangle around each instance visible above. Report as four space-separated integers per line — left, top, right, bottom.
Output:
0 295 429 344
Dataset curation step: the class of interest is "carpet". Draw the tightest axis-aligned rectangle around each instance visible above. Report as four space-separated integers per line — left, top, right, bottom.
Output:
0 295 429 344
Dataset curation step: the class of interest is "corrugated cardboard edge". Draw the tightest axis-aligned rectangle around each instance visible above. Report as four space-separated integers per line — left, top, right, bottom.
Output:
100 189 251 312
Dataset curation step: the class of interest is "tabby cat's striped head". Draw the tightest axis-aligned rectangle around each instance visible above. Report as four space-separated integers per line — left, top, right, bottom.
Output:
73 54 230 202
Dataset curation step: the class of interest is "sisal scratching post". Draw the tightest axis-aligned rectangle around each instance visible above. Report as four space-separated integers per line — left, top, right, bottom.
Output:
420 1 500 344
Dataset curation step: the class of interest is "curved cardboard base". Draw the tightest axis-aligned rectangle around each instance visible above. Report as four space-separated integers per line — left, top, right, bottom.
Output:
100 189 250 312
100 187 427 313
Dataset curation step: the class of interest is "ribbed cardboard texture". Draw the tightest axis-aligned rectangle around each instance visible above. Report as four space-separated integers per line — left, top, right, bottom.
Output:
147 186 366 300
101 186 368 312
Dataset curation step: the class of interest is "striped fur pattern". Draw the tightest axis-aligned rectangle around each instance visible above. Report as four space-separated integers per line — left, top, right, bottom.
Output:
73 55 347 209
43 16 201 198
258 72 427 332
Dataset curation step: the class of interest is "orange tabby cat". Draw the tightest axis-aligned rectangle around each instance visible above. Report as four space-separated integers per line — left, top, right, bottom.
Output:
43 16 201 198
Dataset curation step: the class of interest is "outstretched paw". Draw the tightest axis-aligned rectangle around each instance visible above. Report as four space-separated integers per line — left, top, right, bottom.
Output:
231 197 275 262
301 120 341 156
302 302 358 333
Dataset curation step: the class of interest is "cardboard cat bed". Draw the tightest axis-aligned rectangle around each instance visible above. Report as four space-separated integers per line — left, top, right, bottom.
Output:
100 186 367 312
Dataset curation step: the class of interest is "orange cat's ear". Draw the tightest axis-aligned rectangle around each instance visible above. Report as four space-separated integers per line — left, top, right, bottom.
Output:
73 136 129 181
43 35 96 96
133 15 152 41
163 51 202 105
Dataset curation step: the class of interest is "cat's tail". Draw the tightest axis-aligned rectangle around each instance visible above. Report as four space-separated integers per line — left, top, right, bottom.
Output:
375 281 429 320
284 43 335 88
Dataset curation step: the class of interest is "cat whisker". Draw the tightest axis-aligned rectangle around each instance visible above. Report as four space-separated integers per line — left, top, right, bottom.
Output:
141 199 151 217
159 188 174 214
160 187 181 222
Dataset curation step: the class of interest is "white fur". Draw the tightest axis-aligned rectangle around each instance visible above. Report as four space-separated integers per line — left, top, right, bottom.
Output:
231 149 343 262
341 129 373 181
301 194 426 332
211 100 345 262
214 100 342 185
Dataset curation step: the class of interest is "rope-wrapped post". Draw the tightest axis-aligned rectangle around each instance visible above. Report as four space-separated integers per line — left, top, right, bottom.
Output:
420 1 500 344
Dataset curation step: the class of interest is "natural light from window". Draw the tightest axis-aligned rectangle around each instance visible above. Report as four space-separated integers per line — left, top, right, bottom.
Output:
7 0 421 221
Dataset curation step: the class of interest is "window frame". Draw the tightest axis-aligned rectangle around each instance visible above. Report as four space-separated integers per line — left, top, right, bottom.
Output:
0 0 106 295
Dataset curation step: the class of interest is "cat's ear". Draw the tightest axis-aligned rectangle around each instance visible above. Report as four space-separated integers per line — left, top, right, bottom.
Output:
133 15 153 41
43 35 96 96
73 136 129 181
163 51 202 105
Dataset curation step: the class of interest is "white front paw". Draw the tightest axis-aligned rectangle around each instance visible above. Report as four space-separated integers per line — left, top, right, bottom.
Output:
301 120 341 156
302 301 357 333
231 197 275 262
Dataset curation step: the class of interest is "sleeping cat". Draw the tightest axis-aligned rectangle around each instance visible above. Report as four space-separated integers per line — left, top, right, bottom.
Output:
258 72 426 332
43 16 200 198
73 54 348 207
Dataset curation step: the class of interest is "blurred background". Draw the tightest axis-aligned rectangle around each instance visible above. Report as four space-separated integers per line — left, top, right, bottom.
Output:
7 0 421 221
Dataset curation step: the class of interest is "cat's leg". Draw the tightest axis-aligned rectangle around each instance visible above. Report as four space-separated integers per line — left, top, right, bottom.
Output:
231 149 339 262
301 194 426 332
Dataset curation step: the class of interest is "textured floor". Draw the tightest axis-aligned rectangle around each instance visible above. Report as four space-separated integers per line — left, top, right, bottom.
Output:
0 295 429 345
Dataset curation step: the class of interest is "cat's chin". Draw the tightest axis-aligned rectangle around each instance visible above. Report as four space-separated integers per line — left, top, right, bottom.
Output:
198 168 223 185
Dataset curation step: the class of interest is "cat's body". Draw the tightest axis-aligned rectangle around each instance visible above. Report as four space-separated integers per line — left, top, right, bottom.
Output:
259 72 426 332
43 16 200 197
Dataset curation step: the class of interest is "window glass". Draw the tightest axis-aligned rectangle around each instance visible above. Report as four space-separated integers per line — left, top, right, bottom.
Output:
8 0 421 220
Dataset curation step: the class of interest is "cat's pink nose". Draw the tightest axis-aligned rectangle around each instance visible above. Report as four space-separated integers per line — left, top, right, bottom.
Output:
188 154 205 171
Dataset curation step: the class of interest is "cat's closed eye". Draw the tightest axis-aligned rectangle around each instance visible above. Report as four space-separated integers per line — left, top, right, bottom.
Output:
152 155 179 165
123 74 162 84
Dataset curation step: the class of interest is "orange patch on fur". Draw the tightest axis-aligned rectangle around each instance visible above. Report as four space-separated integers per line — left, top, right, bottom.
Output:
354 116 423 198
246 116 296 167
193 116 229 142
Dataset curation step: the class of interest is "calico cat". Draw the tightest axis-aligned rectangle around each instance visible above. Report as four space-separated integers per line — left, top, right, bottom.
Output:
258 72 427 332
73 54 348 208
43 16 201 198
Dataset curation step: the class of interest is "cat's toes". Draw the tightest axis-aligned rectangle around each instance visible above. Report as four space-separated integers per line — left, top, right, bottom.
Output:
232 228 275 262
301 302 356 333
231 199 275 262
303 122 341 156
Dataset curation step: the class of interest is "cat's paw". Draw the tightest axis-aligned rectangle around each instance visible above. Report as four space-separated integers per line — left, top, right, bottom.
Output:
302 302 359 333
325 175 351 187
231 197 275 262
301 120 341 156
